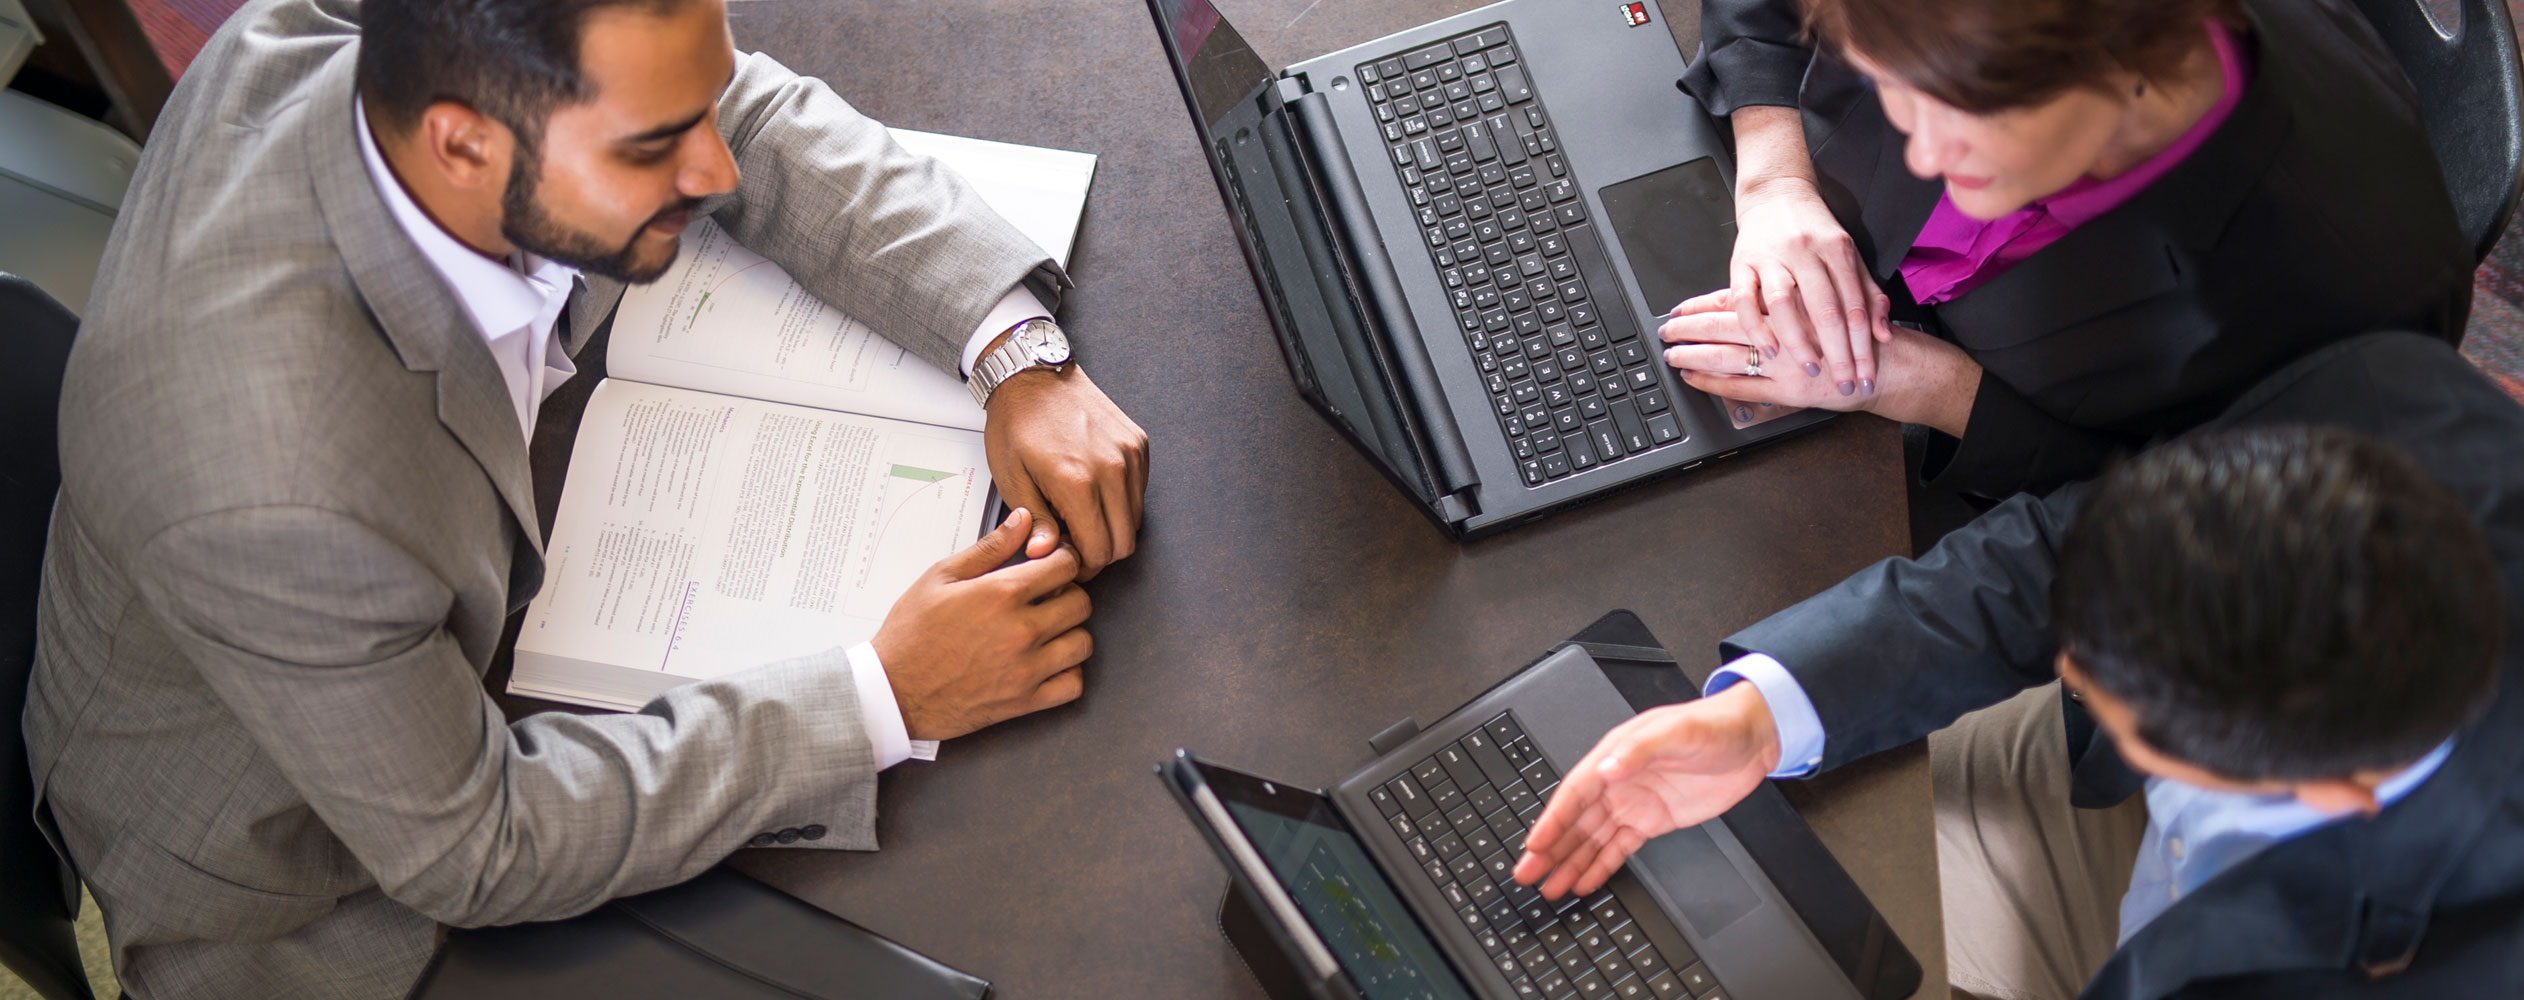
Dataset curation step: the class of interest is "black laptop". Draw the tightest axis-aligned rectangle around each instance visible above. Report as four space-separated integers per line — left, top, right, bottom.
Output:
1145 0 1833 538
1159 634 1919 1000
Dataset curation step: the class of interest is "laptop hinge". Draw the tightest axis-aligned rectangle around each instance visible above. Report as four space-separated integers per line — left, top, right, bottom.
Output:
1276 79 1483 499
1434 492 1475 525
1368 717 1422 756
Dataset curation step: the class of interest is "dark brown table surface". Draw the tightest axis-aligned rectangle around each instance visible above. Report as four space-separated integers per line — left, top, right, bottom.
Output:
517 1 1944 995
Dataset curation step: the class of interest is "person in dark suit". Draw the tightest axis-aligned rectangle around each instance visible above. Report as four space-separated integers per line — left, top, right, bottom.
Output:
1510 330 2524 999
1657 0 2472 500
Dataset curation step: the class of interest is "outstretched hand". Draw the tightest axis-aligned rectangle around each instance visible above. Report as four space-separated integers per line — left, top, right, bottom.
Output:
1512 683 1783 899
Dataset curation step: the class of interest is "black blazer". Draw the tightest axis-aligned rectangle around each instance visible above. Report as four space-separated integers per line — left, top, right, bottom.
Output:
1718 332 2524 999
1683 0 2475 498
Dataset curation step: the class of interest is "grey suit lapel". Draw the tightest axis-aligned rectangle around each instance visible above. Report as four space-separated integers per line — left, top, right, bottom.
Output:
300 50 544 561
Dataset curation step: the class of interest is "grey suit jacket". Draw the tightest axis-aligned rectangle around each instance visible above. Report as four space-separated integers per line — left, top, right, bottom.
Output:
26 1 1065 996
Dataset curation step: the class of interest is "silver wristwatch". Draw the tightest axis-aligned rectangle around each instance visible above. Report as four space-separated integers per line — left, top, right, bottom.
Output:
968 317 1072 407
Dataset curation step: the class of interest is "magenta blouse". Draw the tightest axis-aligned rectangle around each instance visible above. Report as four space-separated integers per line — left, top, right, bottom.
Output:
1898 22 2252 306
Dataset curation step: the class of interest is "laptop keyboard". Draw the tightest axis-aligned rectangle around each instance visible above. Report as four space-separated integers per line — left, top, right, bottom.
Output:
1356 26 1688 488
1365 711 1730 1000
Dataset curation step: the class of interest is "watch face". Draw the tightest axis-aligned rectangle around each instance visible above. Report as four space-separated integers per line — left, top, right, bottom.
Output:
1027 322 1072 365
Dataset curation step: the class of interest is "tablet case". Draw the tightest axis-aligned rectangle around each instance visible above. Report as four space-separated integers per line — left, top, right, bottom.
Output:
1217 610 1923 1000
407 865 990 999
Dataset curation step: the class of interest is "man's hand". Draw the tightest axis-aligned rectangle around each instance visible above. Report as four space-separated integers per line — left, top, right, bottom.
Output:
1512 683 1783 899
872 509 1094 740
983 364 1149 579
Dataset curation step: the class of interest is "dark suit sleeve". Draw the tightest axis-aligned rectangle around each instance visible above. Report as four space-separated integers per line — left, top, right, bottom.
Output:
1680 0 1813 117
1718 485 2086 771
1918 368 2135 498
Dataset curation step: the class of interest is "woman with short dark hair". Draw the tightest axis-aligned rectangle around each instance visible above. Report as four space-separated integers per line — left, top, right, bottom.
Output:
1662 0 2471 500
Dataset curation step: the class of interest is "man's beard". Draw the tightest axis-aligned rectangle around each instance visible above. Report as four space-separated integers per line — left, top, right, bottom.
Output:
499 144 698 284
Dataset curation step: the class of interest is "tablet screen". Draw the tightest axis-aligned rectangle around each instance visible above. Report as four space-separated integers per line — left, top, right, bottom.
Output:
1202 763 1473 1000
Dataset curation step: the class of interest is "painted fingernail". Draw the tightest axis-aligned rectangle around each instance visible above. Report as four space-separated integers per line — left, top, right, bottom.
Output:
1764 346 1779 359
1802 362 1821 378
1838 380 1856 397
1861 378 1877 395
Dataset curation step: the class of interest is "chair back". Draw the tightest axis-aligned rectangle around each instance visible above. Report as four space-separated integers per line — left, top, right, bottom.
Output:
2352 0 2524 262
0 273 93 1000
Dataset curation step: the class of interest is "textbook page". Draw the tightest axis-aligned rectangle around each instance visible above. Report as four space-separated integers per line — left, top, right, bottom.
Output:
607 128 1096 431
511 379 992 710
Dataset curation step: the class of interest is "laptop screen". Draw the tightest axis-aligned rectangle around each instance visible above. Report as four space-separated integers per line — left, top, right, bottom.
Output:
1201 761 1473 1000
1152 0 1273 132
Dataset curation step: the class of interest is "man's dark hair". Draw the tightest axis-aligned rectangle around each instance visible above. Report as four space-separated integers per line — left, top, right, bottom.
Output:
2055 426 2502 782
357 0 683 147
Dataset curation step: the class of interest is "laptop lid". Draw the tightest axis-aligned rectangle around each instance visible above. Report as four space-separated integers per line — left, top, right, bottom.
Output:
1146 0 1475 519
1162 751 1479 1000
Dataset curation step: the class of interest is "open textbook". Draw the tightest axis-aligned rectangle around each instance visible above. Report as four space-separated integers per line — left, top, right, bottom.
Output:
509 129 1096 711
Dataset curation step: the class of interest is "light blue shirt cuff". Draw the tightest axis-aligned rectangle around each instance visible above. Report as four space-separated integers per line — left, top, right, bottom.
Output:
1705 653 1826 779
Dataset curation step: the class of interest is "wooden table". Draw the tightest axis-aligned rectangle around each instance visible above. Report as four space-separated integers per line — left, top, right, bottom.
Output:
518 1 1944 995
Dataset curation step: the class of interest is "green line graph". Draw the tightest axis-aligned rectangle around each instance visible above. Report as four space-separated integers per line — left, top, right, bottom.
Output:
888 464 956 483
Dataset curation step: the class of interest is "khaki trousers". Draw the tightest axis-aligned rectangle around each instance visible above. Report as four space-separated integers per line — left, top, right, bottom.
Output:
1932 683 2150 1000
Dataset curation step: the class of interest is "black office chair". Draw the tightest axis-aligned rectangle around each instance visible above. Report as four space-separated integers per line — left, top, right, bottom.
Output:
0 273 95 1000
2353 0 2524 263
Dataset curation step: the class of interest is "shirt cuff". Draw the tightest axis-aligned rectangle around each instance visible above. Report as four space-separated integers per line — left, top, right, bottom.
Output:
961 286 1054 377
843 642 936 768
1705 654 1826 778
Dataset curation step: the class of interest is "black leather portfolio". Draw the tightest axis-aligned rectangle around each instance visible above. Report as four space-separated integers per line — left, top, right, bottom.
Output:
407 865 989 999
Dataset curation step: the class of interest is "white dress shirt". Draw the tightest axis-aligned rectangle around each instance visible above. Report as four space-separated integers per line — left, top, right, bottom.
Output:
356 102 1044 769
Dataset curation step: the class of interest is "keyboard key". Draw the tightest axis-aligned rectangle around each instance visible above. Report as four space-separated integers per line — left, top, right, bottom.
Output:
1594 950 1633 982
1496 65 1534 102
1428 779 1465 813
1676 963 1717 995
1434 831 1468 858
1451 851 1483 880
1611 402 1650 452
1574 972 1612 999
1541 454 1570 479
1388 812 1420 839
1645 972 1686 998
1646 412 1684 445
1623 941 1667 978
1406 43 1455 70
1564 432 1596 470
1468 878 1501 905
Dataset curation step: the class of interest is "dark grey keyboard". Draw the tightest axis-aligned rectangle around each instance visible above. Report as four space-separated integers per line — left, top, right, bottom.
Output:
1365 710 1730 1000
1356 26 1686 488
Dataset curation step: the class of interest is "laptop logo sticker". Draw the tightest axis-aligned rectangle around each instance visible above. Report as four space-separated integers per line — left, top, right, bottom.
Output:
1620 2 1651 26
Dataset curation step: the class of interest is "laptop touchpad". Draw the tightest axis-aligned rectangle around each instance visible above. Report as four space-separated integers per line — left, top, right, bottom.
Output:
1597 158 1736 317
1639 822 1762 938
